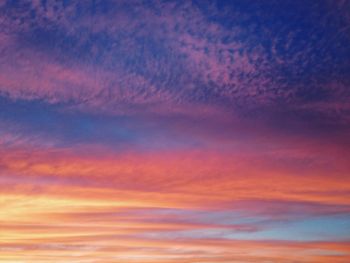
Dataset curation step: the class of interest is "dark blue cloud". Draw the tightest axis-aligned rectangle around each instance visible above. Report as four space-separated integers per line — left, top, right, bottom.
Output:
0 0 349 145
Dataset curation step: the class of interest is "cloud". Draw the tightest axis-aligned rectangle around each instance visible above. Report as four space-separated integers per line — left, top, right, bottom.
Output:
1 1 350 262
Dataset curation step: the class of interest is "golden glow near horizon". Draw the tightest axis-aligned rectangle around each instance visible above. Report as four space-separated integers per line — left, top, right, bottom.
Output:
1 145 350 262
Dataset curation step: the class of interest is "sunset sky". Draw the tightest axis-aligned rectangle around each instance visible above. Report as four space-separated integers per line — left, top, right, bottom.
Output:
1 0 350 262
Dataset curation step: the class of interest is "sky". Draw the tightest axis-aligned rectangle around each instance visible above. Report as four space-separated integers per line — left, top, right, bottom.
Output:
0 0 350 262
